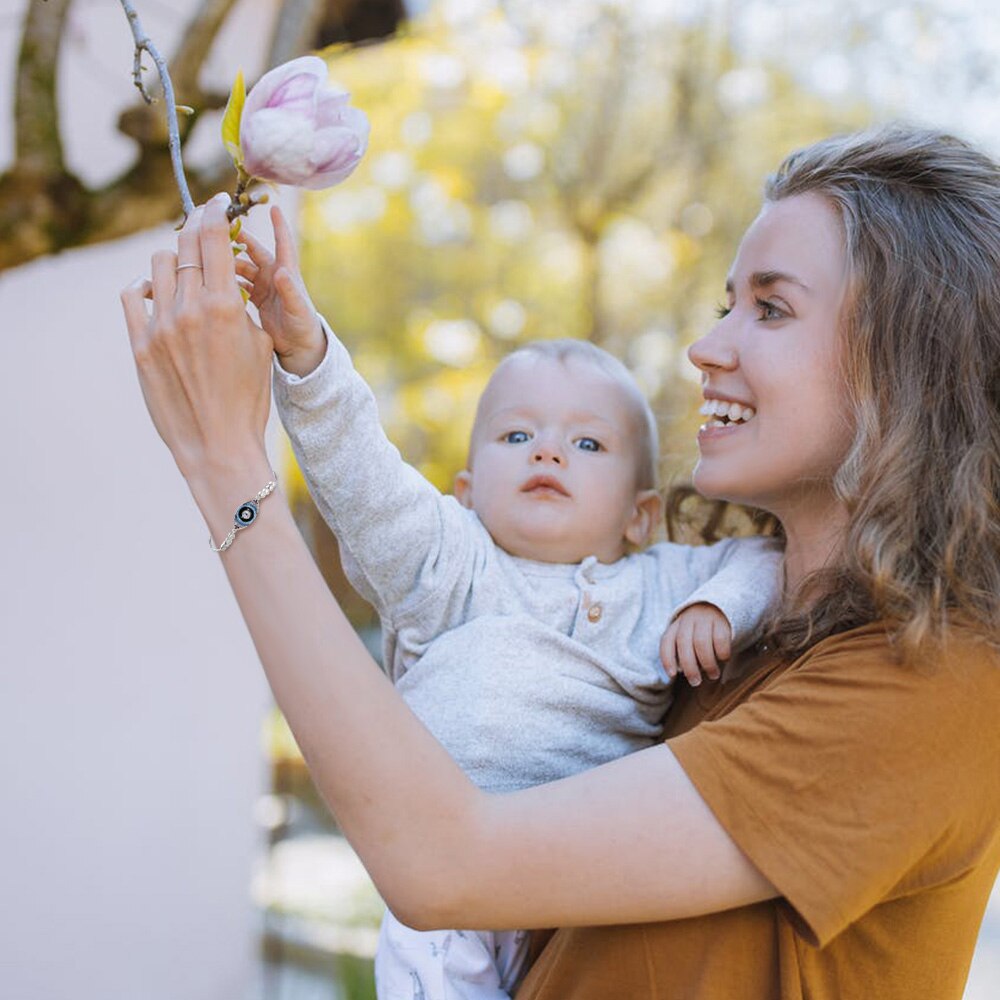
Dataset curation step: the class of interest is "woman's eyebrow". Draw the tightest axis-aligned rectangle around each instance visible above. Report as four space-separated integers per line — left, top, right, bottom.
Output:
724 271 812 294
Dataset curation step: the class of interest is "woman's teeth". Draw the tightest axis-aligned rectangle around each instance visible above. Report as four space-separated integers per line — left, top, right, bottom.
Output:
698 398 757 428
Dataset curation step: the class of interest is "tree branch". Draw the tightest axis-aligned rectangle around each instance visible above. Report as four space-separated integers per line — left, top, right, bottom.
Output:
118 0 195 217
0 0 399 271
14 0 73 175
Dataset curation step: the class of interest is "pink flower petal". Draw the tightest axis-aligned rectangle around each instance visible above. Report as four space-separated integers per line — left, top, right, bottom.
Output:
240 56 369 190
243 56 327 117
311 127 362 173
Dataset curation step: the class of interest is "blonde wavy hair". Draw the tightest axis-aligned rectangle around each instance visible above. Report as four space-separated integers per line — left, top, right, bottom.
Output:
680 125 1000 659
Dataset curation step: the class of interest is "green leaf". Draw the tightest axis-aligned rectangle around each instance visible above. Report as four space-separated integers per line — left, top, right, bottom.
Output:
221 70 246 168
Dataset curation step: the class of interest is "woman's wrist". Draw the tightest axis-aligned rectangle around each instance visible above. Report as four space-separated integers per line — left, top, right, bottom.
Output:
184 448 278 545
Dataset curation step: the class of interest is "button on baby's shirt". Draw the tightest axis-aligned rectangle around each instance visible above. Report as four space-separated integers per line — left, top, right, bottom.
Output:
587 603 603 623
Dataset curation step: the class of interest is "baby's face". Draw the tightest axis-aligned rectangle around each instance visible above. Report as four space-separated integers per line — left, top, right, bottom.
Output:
454 354 657 564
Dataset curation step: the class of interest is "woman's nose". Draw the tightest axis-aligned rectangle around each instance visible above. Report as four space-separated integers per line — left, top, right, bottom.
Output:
688 322 738 374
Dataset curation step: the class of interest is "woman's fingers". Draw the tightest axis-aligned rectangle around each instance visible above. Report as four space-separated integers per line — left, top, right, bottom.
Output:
150 249 178 317
200 195 239 291
175 208 205 296
121 277 153 352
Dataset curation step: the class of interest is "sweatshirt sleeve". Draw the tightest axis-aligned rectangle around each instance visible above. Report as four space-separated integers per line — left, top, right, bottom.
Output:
669 626 1000 948
272 318 485 630
658 537 783 650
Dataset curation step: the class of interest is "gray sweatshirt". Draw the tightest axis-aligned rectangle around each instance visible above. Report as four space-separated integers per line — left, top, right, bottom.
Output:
273 328 781 793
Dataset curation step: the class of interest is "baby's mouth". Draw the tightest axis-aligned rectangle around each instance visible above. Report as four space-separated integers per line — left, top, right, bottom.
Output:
521 475 569 497
699 398 757 428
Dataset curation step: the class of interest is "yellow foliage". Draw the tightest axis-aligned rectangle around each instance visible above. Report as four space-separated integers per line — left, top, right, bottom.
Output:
290 3 870 513
220 70 245 169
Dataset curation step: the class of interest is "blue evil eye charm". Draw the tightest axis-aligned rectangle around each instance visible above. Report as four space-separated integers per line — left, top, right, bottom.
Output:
234 500 258 529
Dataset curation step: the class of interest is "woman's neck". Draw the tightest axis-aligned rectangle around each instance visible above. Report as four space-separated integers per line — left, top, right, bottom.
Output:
776 496 849 594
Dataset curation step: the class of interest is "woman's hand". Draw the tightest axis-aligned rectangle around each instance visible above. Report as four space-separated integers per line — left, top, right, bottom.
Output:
120 195 273 481
237 205 327 378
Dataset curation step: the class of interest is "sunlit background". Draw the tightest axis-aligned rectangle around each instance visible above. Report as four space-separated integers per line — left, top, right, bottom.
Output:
1 1 997 997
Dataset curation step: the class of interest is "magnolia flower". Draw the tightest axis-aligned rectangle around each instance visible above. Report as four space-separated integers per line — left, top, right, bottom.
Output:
239 56 370 190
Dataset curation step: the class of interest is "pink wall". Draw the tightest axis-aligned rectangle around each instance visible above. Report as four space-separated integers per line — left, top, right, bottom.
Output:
0 2 284 997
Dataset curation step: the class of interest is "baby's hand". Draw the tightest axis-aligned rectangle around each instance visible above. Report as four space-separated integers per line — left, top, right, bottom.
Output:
235 205 326 377
660 602 732 686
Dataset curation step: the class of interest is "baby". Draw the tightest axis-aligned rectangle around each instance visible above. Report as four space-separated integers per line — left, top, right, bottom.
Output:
243 217 780 1000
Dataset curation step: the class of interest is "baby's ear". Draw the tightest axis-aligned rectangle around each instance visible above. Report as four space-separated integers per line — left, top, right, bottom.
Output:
624 489 663 547
454 470 474 509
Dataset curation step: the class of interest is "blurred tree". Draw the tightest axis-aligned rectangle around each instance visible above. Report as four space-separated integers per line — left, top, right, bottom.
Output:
0 0 403 271
293 0 868 542
280 0 878 635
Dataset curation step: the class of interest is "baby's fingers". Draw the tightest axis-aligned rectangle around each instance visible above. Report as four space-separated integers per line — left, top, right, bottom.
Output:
273 266 314 318
674 616 706 687
660 621 681 680
712 618 733 665
271 205 301 271
239 226 276 271
692 617 722 681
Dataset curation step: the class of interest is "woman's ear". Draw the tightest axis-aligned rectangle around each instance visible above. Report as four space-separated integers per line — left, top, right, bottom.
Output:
454 470 474 509
624 489 663 547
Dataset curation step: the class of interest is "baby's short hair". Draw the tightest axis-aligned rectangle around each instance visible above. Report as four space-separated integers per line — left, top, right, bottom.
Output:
487 338 660 490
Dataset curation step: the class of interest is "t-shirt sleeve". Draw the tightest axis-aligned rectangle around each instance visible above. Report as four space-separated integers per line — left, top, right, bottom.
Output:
668 628 1000 948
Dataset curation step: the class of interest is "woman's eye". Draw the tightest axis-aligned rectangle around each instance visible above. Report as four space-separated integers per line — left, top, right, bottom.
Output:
575 437 603 453
503 430 530 444
715 302 732 319
755 298 784 321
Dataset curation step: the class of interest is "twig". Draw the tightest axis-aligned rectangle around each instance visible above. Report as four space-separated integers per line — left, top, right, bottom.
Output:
226 168 269 222
118 0 195 218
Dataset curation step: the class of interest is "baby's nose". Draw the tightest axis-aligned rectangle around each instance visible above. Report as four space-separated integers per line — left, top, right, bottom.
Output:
532 443 563 464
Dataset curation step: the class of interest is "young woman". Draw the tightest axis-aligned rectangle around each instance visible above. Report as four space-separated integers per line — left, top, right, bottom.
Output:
121 124 1000 999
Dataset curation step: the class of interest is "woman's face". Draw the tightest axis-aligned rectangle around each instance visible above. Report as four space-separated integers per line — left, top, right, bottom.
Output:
688 193 855 518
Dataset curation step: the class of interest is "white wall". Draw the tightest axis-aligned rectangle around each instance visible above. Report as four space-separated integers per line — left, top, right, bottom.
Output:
0 2 283 997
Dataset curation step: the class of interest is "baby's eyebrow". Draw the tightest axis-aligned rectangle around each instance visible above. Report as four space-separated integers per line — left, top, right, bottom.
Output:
484 408 622 436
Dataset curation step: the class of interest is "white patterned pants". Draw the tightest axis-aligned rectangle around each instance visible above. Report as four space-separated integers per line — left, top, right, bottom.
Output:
375 909 531 1000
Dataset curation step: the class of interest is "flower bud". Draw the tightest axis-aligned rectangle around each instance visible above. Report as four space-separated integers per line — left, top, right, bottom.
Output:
240 56 369 190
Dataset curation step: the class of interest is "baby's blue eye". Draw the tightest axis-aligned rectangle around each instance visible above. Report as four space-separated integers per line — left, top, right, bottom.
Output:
575 437 602 452
504 430 530 444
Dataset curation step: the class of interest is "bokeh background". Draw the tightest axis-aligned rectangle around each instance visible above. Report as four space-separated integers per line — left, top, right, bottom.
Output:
1 1 997 997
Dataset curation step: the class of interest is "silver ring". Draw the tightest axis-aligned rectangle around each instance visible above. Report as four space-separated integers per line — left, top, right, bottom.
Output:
175 263 203 272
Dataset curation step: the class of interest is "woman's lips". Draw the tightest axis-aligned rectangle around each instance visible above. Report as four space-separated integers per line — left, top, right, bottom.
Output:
521 475 569 497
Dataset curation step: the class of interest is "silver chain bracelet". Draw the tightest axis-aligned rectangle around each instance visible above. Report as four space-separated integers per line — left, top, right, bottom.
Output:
208 478 278 552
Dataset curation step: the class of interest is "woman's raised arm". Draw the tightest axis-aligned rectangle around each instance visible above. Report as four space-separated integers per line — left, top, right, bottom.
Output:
120 198 775 930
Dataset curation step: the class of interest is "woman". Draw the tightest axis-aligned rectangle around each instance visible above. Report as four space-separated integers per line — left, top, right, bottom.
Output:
122 124 1000 998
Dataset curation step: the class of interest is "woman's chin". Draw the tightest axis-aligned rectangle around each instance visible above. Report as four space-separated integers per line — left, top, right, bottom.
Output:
692 460 758 507
691 461 732 502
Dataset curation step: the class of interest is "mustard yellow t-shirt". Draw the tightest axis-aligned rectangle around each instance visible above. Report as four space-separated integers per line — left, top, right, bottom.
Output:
516 623 1000 999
